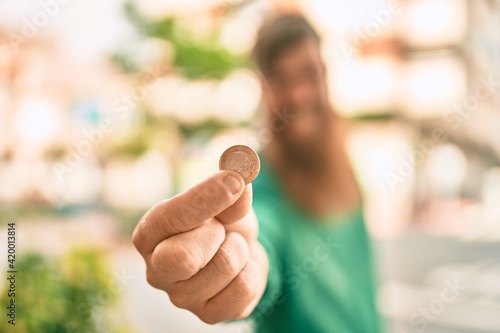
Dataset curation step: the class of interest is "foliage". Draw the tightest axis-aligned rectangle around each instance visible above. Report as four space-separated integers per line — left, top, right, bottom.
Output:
113 1 248 80
0 248 130 333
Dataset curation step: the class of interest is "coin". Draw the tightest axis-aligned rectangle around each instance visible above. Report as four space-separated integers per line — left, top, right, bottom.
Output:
219 145 260 184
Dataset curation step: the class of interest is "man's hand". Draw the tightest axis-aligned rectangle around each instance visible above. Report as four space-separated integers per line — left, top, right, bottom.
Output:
132 170 269 324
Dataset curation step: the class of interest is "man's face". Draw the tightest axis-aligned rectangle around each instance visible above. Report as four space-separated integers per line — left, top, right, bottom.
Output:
264 38 330 156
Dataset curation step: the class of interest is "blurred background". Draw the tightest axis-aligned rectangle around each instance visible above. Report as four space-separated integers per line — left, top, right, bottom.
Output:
0 0 499 332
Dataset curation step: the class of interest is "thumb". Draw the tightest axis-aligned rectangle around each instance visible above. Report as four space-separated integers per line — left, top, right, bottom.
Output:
216 182 253 225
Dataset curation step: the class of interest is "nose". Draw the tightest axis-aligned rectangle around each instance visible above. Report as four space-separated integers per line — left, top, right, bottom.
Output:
288 80 315 109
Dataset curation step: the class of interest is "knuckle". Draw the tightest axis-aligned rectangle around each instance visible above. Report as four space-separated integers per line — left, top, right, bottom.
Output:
131 228 142 251
131 213 151 252
171 241 202 277
212 234 248 277
204 176 224 198
169 290 191 309
166 202 189 232
234 268 258 300
213 245 239 277
191 190 210 212
149 202 180 237
148 200 183 237
145 269 160 289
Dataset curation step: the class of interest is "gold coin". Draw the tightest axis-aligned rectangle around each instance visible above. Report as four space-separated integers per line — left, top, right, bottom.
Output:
219 145 260 184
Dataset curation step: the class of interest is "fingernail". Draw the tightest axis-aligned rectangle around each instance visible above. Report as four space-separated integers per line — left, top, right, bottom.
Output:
224 173 242 194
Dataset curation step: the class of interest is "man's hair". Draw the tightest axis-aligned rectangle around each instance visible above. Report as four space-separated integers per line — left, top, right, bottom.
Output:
252 14 320 75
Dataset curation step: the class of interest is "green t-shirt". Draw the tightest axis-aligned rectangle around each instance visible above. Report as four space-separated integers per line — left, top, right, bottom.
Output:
248 155 382 333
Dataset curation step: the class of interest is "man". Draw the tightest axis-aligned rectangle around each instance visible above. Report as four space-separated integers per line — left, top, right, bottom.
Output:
132 14 382 333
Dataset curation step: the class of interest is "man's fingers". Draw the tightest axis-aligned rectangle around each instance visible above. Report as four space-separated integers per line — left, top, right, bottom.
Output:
216 183 253 225
148 219 226 285
132 170 244 254
167 232 250 310
197 255 264 324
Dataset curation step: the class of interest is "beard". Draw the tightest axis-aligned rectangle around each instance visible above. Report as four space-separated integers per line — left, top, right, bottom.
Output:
272 105 332 173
